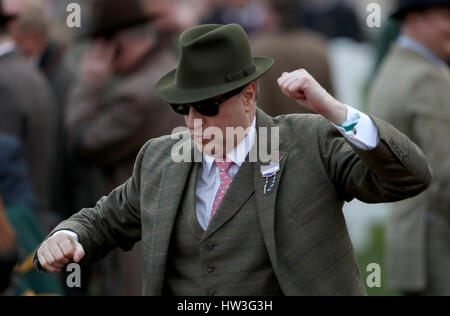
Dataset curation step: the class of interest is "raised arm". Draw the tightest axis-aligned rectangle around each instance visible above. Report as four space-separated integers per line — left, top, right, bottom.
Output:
278 69 432 203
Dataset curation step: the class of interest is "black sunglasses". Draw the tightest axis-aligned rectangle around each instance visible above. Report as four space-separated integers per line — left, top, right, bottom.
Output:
170 86 245 117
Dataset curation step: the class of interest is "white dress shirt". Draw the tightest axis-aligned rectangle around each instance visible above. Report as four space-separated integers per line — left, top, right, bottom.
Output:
57 104 379 238
196 117 257 230
0 41 15 59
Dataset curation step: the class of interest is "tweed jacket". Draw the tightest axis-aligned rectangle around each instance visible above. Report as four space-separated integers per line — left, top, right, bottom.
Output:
49 108 432 295
369 44 450 293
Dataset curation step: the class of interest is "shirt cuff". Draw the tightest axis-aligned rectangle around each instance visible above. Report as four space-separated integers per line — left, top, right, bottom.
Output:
332 105 379 150
53 230 79 242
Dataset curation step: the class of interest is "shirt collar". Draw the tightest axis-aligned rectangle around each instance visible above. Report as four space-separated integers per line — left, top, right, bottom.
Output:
0 41 16 59
397 35 446 67
203 116 257 176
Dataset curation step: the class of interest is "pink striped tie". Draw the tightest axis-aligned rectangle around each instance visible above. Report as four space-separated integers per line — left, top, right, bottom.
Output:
210 159 233 220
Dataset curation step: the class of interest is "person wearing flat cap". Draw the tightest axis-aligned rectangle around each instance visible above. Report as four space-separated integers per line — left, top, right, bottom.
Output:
369 0 450 296
35 23 432 296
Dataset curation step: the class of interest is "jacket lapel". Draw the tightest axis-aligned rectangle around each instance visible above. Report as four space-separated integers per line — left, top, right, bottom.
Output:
252 109 288 269
149 139 196 293
202 108 283 241
204 108 289 269
253 151 288 269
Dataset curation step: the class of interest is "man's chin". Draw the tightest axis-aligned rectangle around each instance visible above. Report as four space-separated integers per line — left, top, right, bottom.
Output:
193 140 225 158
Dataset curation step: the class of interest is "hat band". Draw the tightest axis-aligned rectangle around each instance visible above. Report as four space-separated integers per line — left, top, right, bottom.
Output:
176 65 256 89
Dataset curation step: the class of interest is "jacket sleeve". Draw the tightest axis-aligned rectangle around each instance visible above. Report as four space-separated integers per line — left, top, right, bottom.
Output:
42 140 151 263
317 115 433 203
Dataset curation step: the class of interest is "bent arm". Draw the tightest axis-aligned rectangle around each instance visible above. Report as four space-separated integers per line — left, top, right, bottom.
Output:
39 140 151 263
318 115 433 203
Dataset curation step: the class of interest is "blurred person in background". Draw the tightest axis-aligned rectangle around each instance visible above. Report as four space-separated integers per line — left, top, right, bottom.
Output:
8 0 75 220
0 133 64 296
251 0 334 116
145 0 206 36
0 0 57 229
202 0 268 35
367 18 401 87
8 0 74 100
65 0 183 295
369 0 450 296
298 0 364 42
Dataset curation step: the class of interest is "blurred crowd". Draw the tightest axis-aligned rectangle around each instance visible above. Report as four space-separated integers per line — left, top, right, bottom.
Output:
0 0 449 296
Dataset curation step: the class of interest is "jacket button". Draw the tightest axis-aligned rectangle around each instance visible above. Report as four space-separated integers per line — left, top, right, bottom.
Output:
207 266 215 273
205 244 215 251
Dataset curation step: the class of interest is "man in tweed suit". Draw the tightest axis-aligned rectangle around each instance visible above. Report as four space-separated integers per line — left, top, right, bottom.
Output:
35 24 432 296
369 0 450 295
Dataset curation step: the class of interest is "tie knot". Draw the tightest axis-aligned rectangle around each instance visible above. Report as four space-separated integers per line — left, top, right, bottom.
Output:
215 159 233 175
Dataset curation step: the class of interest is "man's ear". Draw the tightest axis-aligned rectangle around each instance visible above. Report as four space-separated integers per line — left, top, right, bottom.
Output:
242 82 257 110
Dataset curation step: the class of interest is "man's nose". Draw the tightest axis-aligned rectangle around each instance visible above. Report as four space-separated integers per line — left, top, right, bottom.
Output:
185 106 202 128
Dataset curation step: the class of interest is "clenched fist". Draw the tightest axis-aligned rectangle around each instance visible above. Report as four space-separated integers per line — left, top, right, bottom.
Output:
278 69 347 125
36 232 85 272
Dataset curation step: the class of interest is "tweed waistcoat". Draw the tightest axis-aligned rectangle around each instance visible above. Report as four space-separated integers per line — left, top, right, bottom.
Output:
163 162 283 296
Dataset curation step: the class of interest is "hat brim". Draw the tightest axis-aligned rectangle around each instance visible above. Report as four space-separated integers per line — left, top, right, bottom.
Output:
154 57 274 104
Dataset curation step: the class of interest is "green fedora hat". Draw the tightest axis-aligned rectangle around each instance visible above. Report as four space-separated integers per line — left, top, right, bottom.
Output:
154 24 274 105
